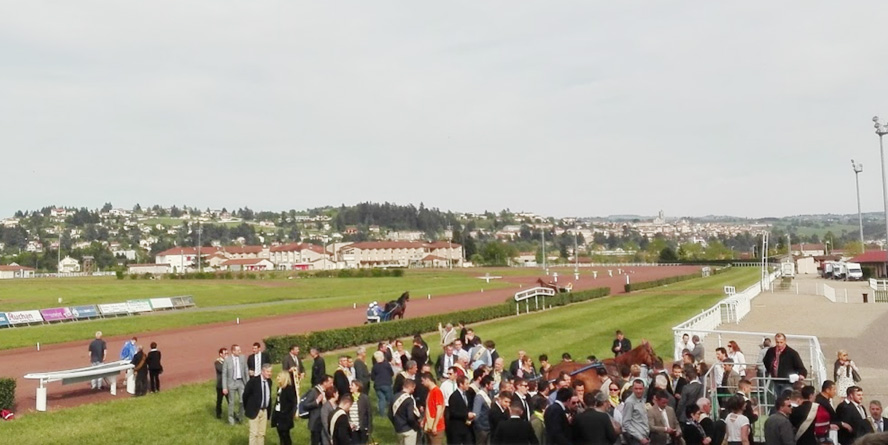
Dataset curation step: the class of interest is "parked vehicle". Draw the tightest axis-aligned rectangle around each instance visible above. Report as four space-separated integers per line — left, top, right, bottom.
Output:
832 262 847 280
845 262 864 281
823 261 836 279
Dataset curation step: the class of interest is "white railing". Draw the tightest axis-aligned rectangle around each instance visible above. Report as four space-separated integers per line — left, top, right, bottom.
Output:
513 287 556 314
672 271 780 360
823 284 836 302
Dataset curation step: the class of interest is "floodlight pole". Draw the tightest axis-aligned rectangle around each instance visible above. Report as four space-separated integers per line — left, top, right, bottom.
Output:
874 116 888 276
852 160 865 250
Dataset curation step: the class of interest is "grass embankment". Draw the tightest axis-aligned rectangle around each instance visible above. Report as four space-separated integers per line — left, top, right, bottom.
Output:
0 271 512 351
0 267 760 444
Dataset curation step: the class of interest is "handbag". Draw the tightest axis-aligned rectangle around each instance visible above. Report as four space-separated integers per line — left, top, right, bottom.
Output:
852 368 861 382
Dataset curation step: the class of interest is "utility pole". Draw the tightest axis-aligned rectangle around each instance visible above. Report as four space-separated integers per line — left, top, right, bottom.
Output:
447 224 453 269
197 220 202 273
542 227 548 275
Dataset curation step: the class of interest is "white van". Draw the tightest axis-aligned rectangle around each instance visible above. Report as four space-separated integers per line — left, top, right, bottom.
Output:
845 262 864 281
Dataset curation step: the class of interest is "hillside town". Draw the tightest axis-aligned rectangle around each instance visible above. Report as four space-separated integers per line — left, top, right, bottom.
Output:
0 202 862 277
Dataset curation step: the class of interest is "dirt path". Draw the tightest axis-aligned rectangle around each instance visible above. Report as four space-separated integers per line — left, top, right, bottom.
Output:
1 266 699 413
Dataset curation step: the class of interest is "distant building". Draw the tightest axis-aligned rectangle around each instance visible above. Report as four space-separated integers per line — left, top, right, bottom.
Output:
58 256 81 273
221 258 274 272
339 241 462 268
0 263 35 279
127 264 171 275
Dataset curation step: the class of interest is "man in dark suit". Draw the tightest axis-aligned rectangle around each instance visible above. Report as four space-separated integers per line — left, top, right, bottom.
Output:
791 385 821 445
353 347 371 395
330 394 354 445
303 375 333 445
410 335 428 368
671 364 688 405
837 386 872 445
514 378 532 422
573 392 618 445
310 347 326 386
612 330 632 357
509 350 527 377
243 363 273 445
815 380 845 430
491 398 540 445
247 342 272 378
489 341 500 366
489 390 513 437
544 387 574 445
869 400 888 433
333 355 352 397
282 344 305 390
447 376 475 445
677 367 703 422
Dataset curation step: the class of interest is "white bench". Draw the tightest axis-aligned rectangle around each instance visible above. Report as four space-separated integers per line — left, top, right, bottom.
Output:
24 360 135 411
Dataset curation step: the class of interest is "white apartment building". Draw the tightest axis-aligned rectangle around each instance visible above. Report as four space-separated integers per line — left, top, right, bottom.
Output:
339 241 463 268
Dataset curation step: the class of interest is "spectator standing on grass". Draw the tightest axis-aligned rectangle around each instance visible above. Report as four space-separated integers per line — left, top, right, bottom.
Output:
422 372 446 445
243 363 272 445
371 351 394 416
215 347 229 418
439 322 457 349
223 344 250 425
392 379 421 445
146 342 163 393
248 341 271 378
331 394 354 445
613 330 632 357
623 379 651 445
320 387 339 445
88 331 107 390
354 347 370 396
411 335 428 367
131 345 148 397
348 380 372 445
272 370 297 445
282 344 305 390
304 375 333 445
311 347 326 386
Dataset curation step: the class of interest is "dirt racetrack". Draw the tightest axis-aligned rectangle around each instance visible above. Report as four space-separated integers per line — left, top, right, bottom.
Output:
0 266 699 414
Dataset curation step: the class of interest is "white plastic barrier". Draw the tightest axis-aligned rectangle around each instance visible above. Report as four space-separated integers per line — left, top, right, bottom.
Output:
514 287 556 313
24 360 135 411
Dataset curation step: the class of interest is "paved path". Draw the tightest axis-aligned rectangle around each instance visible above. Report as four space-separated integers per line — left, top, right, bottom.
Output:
1 266 700 413
713 274 888 401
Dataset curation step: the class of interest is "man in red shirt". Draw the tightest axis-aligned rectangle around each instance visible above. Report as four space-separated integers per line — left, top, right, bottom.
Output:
421 372 446 445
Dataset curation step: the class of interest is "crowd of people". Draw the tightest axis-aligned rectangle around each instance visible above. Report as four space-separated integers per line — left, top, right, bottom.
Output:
87 331 163 397
209 326 882 445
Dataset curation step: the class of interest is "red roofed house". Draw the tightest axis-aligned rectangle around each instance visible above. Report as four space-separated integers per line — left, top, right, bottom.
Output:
851 251 888 278
0 263 35 279
221 258 275 272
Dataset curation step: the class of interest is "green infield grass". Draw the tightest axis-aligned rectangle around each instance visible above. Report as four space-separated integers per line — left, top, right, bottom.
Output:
0 267 760 444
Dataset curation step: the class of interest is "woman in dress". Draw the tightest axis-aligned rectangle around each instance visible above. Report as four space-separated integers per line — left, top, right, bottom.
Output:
724 395 750 445
834 350 860 398
516 355 538 381
146 342 163 393
726 341 748 378
273 371 297 445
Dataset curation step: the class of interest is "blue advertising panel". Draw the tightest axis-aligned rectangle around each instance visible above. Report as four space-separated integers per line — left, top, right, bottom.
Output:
70 305 100 319
0 312 8 327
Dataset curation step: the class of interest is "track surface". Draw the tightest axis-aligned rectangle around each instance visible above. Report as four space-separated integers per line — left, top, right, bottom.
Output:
0 266 699 413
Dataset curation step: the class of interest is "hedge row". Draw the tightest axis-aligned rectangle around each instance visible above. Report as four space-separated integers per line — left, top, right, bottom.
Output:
264 286 610 363
624 270 711 292
0 377 14 410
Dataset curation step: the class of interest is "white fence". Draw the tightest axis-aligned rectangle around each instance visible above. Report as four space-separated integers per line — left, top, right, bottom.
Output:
513 287 556 314
672 271 780 360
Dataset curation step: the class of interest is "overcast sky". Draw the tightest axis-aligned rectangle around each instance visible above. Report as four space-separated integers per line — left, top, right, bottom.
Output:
4 2 888 219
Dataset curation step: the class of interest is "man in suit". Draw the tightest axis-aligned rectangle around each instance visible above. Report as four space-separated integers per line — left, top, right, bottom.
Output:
411 335 428 368
509 350 527 376
690 335 705 363
282 344 305 389
310 347 326 386
612 330 632 357
488 340 500 366
329 394 354 445
435 344 457 380
870 400 888 433
353 347 370 395
815 380 843 429
247 342 272 378
333 355 352 397
545 387 575 445
677 366 703 422
447 376 475 445
489 390 513 437
473 375 496 445
391 379 421 445
574 391 618 445
303 374 333 445
697 397 716 442
790 385 821 445
223 344 251 425
514 378 532 422
671 364 688 406
647 389 681 445
764 395 795 445
837 386 872 445
491 397 540 445
243 363 273 445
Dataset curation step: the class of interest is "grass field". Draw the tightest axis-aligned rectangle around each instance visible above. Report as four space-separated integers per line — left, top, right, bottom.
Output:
0 271 512 351
0 267 761 444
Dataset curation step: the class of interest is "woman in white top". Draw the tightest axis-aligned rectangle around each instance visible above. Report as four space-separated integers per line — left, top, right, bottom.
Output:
724 395 750 445
726 341 748 378
834 349 860 398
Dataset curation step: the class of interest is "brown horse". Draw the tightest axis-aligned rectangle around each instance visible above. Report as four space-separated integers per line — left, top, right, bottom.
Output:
383 291 410 320
541 340 665 393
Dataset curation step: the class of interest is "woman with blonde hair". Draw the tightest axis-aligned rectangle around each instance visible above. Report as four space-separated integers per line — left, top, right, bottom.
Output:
272 371 297 445
834 349 861 397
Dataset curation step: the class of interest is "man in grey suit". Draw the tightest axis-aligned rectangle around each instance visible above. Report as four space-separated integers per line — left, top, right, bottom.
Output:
764 396 794 445
222 344 250 425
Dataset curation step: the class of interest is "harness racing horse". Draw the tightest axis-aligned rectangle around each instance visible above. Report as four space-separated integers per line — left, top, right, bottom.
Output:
383 291 410 320
541 340 664 393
